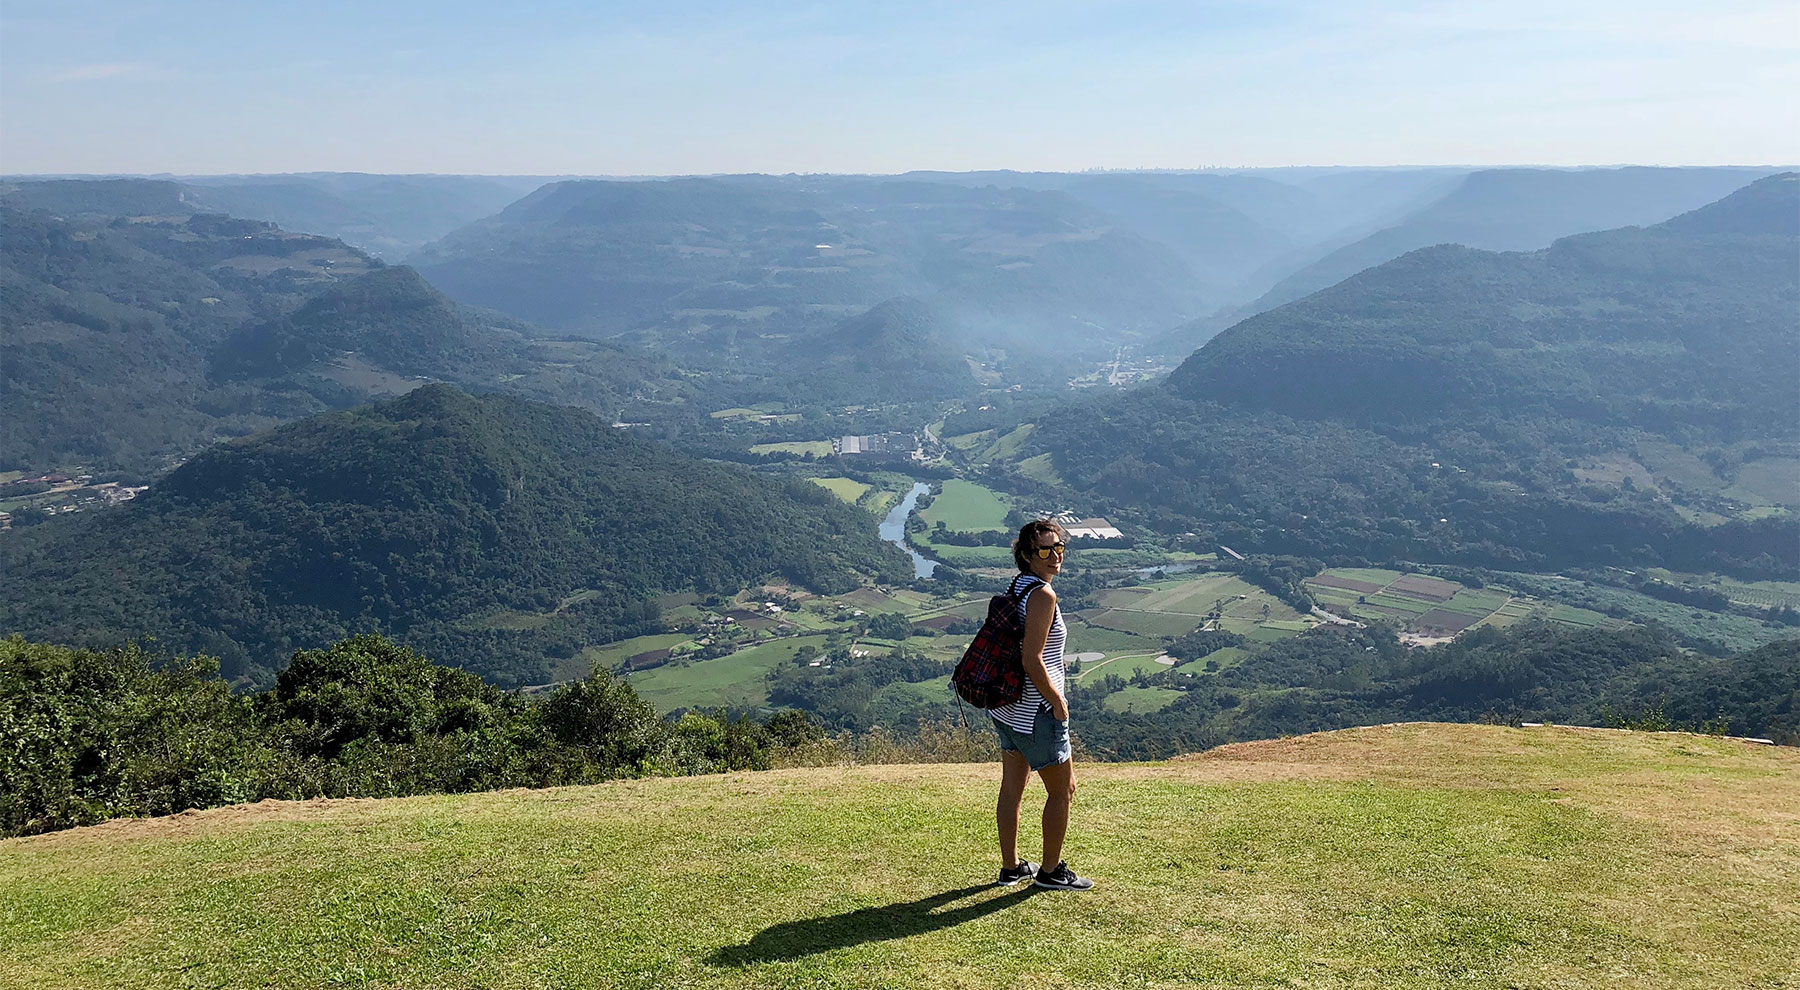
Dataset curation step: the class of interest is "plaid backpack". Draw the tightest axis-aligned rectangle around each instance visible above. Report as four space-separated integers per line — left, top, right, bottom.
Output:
951 581 1032 709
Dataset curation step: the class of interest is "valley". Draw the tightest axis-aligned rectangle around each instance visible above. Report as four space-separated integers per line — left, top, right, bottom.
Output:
4 166 1796 770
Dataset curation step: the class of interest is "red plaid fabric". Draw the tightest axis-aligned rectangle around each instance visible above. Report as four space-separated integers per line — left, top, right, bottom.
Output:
951 589 1028 709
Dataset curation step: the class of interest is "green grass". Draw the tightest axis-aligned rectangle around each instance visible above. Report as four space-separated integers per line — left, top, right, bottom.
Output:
1081 608 1205 639
809 477 873 503
1363 593 1435 615
1186 646 1249 671
941 430 995 452
1321 567 1406 586
1546 604 1611 628
918 480 1011 533
550 634 696 681
625 635 831 711
754 441 834 456
919 544 1014 567
6 725 1795 989
976 424 1035 462
1061 622 1162 659
1077 651 1175 682
1101 685 1185 714
1014 454 1063 486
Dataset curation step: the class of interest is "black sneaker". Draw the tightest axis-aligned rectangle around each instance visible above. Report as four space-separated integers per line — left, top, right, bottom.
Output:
996 859 1040 886
1033 861 1094 891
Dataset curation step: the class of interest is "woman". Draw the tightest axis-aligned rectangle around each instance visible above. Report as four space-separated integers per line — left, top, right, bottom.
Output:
992 519 1093 891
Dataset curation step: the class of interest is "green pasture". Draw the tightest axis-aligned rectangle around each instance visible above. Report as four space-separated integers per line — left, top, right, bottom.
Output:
559 633 696 681
1014 454 1063 486
918 480 1012 533
754 441 834 456
1439 588 1514 616
1320 567 1406 586
1100 685 1185 714
869 676 955 711
1062 623 1163 660
941 429 994 451
977 423 1035 462
1364 592 1435 615
921 544 1015 568
1187 646 1250 671
625 635 831 712
1546 604 1610 628
1727 457 1800 506
1081 608 1205 639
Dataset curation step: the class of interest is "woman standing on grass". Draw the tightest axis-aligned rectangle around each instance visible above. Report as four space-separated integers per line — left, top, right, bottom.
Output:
992 519 1093 892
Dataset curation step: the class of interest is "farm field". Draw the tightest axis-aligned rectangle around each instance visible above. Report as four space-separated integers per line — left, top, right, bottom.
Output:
1086 572 1313 644
625 635 832 712
918 480 1012 532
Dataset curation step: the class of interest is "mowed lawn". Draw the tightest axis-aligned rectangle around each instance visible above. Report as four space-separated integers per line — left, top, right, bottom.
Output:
5 725 1796 989
623 635 831 711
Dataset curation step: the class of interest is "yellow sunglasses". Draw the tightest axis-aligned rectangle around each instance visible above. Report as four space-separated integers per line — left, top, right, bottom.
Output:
1030 543 1067 559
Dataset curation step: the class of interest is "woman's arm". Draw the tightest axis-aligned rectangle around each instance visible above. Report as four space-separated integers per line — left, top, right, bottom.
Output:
1020 586 1067 720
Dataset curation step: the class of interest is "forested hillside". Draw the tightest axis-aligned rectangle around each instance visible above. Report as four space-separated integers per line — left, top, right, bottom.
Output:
1022 174 1800 575
1240 165 1782 315
0 191 666 475
409 175 1208 358
0 387 911 685
1 174 545 258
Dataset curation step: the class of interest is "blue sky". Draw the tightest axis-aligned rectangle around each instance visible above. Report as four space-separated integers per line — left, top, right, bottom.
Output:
2 0 1795 174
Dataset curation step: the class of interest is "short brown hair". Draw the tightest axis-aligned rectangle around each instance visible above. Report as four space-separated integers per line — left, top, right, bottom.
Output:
1012 519 1068 572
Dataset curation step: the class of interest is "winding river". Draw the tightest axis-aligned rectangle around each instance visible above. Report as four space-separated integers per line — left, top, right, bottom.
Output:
879 482 938 578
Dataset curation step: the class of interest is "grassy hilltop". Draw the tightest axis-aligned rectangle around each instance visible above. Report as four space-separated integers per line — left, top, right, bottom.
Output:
3 724 1796 989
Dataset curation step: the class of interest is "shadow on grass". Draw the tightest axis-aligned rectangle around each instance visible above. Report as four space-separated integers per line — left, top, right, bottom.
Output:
707 883 1036 965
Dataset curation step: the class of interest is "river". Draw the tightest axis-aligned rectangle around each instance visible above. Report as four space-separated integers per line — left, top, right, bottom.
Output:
879 481 938 578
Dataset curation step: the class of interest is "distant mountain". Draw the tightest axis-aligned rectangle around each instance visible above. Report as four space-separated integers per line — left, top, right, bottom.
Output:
1 203 381 474
409 175 1207 359
1242 166 1784 316
182 173 547 258
0 192 664 475
210 265 524 380
786 297 979 403
1171 173 1799 432
2 174 547 258
0 386 910 686
1019 174 1800 575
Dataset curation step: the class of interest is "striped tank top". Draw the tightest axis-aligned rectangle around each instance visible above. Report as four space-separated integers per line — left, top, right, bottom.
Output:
991 573 1066 733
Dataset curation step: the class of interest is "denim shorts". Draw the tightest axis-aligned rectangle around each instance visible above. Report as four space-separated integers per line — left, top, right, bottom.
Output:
993 706 1071 771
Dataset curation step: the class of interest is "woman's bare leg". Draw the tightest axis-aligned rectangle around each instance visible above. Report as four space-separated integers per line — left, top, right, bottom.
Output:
997 749 1031 867
1038 758 1077 868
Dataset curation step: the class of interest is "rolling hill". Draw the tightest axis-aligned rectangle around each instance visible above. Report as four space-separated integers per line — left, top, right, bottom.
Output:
0 191 666 475
1 173 547 258
1022 174 1800 574
3 723 1794 988
0 386 910 685
1241 165 1784 316
409 175 1209 359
